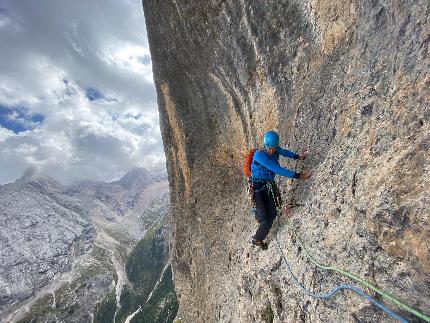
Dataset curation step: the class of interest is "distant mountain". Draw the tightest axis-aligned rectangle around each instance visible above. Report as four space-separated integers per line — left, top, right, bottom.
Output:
114 167 153 190
0 174 96 320
0 167 172 322
65 167 168 220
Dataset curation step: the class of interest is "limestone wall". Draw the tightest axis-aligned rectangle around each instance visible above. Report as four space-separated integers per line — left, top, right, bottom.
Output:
143 0 429 321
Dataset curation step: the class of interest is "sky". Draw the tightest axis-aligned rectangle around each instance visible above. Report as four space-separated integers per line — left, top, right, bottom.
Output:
0 0 165 185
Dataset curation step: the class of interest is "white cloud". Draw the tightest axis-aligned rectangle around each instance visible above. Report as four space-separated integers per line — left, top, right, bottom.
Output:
0 0 165 184
103 45 150 72
0 15 10 28
0 127 14 141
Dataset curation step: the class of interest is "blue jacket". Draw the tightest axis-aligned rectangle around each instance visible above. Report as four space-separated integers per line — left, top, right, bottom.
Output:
251 147 298 181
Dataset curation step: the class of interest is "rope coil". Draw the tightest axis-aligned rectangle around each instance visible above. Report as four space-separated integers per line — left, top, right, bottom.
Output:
284 221 430 322
274 216 408 322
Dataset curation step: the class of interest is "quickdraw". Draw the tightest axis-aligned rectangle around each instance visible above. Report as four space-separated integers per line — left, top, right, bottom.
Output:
283 202 304 215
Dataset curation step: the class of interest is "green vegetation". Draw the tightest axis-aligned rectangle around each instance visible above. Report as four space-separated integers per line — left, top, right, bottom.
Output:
112 265 178 323
113 220 178 322
132 266 179 323
18 214 177 323
17 294 56 323
93 290 116 323
103 227 137 261
18 245 116 323
126 226 167 288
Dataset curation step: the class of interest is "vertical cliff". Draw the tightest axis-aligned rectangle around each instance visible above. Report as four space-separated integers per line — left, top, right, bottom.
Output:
143 0 429 321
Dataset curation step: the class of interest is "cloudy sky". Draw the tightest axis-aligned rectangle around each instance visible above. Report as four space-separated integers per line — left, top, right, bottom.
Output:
0 0 165 184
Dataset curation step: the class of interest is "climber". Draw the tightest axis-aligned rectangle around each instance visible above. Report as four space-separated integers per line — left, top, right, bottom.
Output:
251 130 311 250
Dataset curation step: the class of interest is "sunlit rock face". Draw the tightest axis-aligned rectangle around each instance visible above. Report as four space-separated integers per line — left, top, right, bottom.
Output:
143 0 429 322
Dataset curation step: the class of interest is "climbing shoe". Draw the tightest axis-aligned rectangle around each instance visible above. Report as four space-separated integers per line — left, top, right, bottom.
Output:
252 237 268 250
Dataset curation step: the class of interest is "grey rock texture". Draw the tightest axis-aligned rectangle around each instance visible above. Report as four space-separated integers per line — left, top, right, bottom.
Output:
0 174 96 318
143 0 429 322
0 167 169 322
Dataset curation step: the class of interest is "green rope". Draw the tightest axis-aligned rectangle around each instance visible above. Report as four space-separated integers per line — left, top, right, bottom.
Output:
284 222 430 322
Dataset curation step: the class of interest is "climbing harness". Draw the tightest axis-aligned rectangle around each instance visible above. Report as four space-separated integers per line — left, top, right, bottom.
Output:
273 219 408 322
253 180 282 207
248 180 282 221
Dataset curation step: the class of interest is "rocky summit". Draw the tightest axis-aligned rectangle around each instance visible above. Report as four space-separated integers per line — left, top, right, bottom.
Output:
143 0 429 322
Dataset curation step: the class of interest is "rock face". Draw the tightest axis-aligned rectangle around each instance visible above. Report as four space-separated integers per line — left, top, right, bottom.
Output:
143 0 429 322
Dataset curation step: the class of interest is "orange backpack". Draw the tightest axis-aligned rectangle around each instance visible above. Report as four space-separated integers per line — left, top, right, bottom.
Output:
243 149 257 178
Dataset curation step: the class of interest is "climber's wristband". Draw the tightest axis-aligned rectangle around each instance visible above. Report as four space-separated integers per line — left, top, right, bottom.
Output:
294 172 300 179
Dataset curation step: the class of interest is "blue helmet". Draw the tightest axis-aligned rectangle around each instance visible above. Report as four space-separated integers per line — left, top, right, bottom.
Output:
263 131 279 148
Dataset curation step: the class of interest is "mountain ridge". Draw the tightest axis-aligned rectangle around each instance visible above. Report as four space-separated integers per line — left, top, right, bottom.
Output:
0 166 171 322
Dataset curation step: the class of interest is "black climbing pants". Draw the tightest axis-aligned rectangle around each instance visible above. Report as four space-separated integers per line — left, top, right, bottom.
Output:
253 181 277 241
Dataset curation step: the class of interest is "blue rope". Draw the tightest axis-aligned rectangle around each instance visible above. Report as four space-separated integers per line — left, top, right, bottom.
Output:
274 217 408 322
